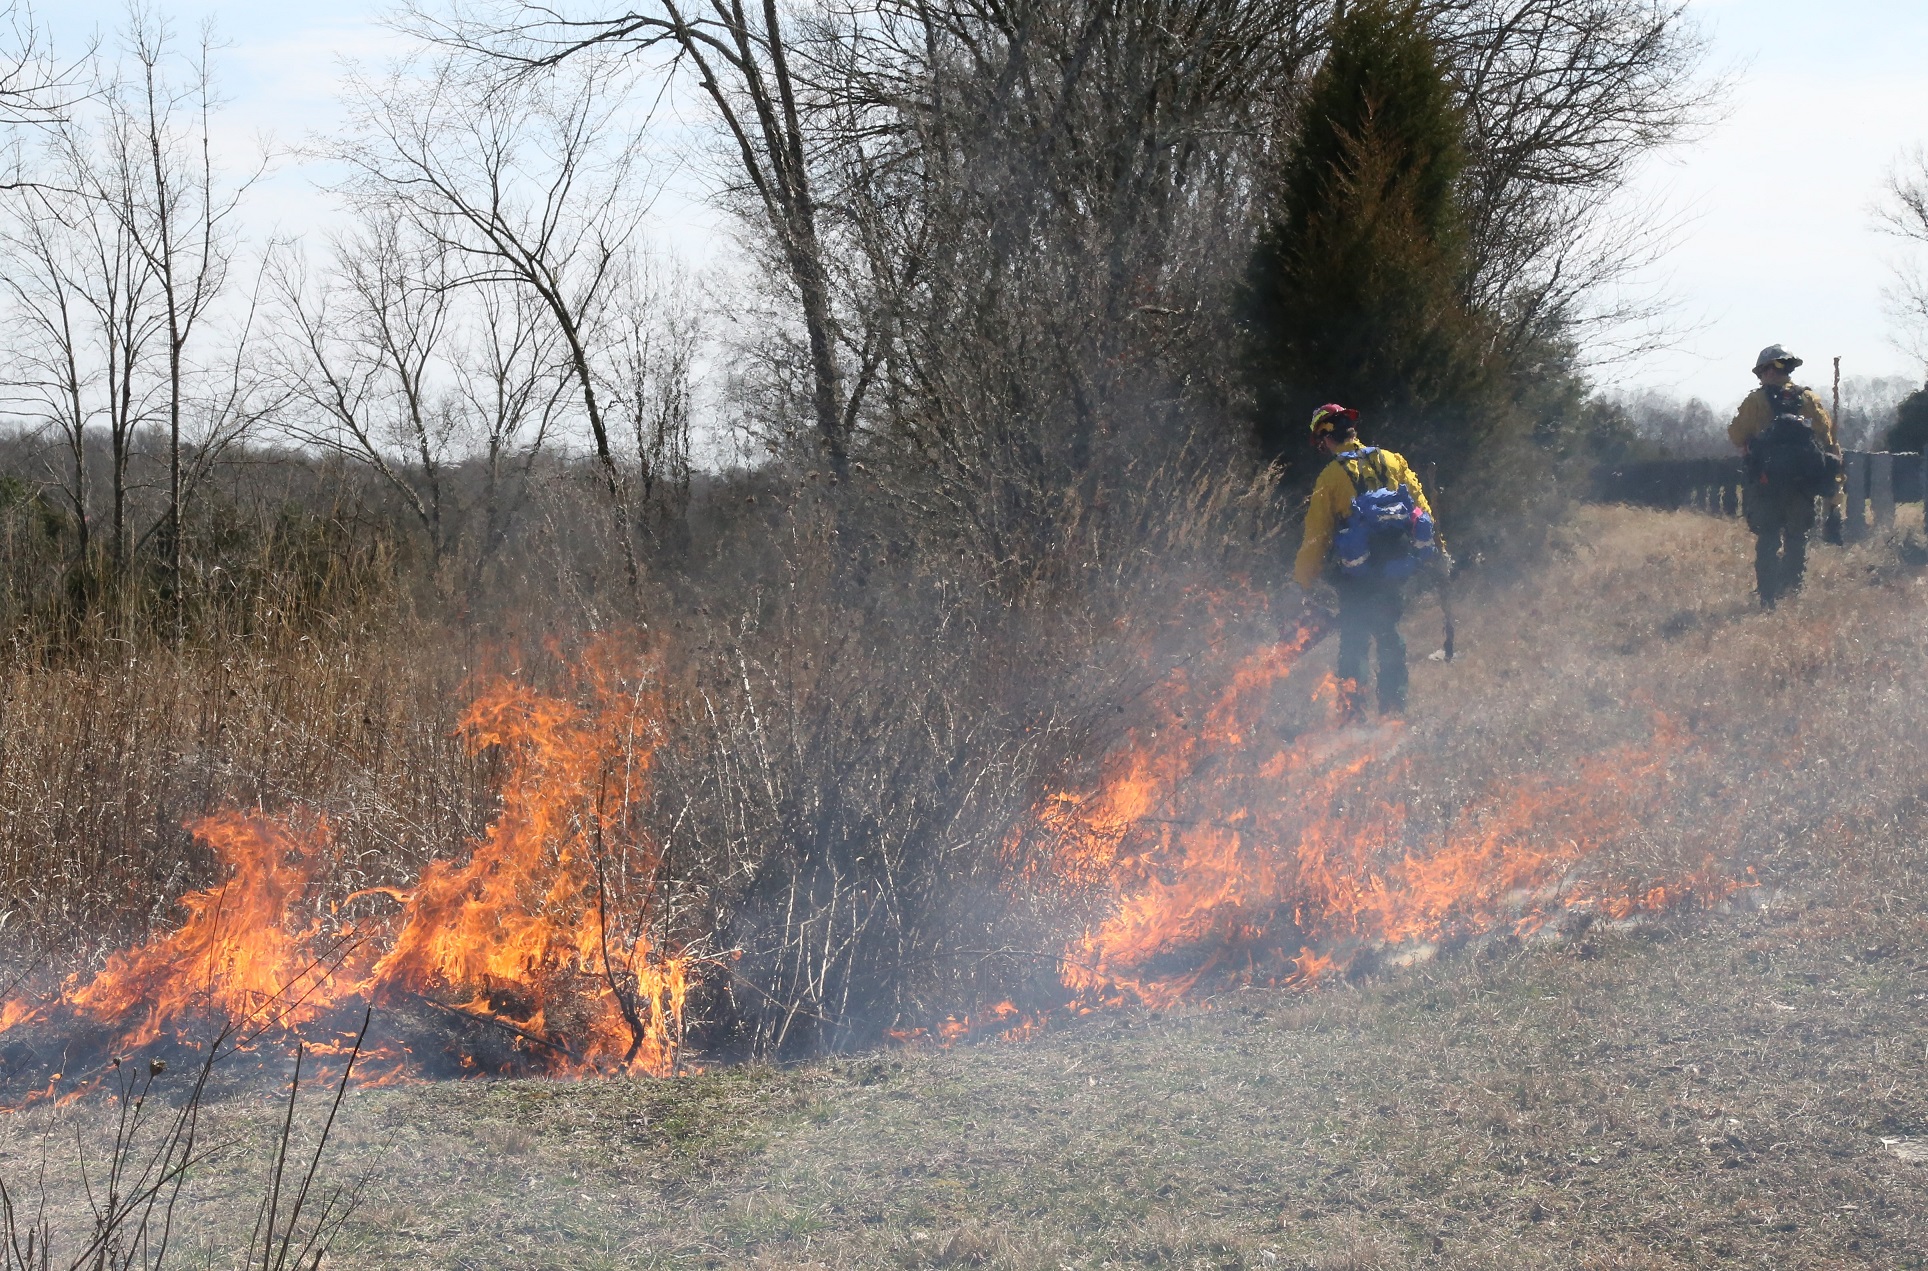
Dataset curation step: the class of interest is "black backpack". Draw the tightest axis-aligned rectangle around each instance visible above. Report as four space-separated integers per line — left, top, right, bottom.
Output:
1748 387 1831 498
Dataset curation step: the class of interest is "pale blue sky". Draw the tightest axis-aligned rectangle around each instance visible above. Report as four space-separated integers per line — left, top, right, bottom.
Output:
1617 0 1928 406
39 0 1928 411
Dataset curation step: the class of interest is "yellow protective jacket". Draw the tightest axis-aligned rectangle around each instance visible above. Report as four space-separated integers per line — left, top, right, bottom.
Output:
1729 382 1843 510
1293 446 1436 587
1728 382 1837 451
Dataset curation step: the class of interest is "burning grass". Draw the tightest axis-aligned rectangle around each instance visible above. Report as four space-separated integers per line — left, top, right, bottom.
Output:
1039 649 1747 1011
0 504 1862 1096
3 503 1928 1264
0 637 696 1099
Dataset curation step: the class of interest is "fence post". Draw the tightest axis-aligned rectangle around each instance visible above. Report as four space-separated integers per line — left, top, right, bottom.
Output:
1873 451 1896 528
1845 451 1868 542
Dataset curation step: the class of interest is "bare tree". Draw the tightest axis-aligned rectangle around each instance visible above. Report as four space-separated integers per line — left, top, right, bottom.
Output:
406 0 852 475
600 252 698 537
1 38 162 588
450 276 569 598
0 10 266 608
0 181 111 565
1879 147 1928 372
333 49 650 581
0 1 90 183
788 0 1318 571
392 0 1707 504
1834 374 1917 453
1427 0 1716 361
271 216 464 567
87 8 260 634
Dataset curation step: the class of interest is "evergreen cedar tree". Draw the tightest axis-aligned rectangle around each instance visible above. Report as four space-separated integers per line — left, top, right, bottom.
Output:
1886 386 1928 453
1243 0 1495 486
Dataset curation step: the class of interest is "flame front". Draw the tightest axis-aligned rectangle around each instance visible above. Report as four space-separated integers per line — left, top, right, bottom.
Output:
1043 633 1743 1009
5 618 1745 1088
66 812 335 1050
3 638 692 1090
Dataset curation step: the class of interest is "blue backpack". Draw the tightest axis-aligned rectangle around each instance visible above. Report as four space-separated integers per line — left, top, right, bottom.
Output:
1331 448 1437 580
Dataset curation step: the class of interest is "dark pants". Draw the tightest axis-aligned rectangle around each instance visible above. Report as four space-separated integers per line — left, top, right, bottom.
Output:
1335 575 1407 714
1746 487 1815 607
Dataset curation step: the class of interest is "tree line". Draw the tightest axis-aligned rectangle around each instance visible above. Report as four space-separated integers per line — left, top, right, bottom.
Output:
0 0 1711 637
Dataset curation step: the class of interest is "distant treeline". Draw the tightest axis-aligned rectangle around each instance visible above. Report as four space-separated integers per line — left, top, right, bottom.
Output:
0 0 1717 638
1603 379 1928 461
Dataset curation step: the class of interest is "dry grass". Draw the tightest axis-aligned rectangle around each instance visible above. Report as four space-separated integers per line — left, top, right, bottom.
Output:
11 894 1925 1268
6 503 1928 1268
1405 503 1928 908
0 604 494 962
0 454 1288 1054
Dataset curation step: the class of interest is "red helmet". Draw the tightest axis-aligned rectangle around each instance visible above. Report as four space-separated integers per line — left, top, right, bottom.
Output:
1309 403 1359 439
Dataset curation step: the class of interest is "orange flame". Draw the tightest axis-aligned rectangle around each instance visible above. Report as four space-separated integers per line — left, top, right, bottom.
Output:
889 1000 1046 1048
1043 637 1744 1008
67 813 339 1049
2 637 694 1091
5 613 1751 1088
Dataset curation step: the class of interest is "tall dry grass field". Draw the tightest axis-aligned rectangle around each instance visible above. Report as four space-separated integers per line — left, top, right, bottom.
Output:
3 500 1924 1010
0 450 1293 1059
7 497 1920 1026
0 597 495 969
0 502 1924 1269
1405 504 1928 914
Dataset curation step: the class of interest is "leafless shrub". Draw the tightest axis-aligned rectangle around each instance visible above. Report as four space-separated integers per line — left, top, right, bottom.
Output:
637 412 1284 1054
0 1021 361 1271
1879 148 1928 374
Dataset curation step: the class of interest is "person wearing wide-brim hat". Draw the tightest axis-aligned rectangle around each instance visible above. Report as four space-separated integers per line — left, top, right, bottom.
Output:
1728 345 1842 608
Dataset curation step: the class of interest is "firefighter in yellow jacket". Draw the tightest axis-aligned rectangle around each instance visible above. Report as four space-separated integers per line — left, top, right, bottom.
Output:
1728 344 1841 608
1294 403 1436 716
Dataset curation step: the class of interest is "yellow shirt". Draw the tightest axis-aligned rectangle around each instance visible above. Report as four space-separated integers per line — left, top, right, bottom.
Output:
1728 383 1837 450
1293 446 1435 587
1729 382 1842 509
